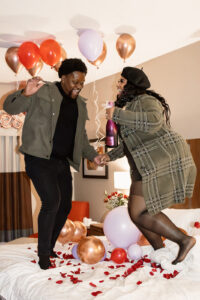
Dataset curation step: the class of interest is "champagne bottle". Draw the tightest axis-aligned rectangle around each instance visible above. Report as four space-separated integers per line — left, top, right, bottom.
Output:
105 101 118 148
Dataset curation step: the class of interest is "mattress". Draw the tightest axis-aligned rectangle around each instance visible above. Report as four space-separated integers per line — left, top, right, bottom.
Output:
0 208 200 300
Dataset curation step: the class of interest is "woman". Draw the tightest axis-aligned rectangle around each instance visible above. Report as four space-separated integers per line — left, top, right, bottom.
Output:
103 66 196 264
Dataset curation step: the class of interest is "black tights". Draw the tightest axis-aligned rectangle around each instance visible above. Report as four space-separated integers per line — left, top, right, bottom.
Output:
128 181 196 264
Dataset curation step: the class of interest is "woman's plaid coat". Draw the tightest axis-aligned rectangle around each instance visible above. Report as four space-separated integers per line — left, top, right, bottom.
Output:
108 94 196 215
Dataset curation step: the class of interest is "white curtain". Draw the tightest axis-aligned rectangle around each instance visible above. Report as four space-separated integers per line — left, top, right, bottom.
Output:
0 129 22 173
0 128 33 242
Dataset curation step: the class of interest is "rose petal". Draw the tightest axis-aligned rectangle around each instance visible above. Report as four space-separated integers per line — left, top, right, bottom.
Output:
194 221 200 228
91 291 103 297
104 271 110 276
89 282 97 287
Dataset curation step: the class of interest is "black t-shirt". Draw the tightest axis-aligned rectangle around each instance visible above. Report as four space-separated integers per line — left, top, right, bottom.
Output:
50 82 78 160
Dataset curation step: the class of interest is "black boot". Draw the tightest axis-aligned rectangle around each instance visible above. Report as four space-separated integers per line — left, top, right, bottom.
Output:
38 255 51 270
50 250 59 258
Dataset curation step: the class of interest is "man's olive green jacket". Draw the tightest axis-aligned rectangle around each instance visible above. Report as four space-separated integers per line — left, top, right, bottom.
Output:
3 82 97 171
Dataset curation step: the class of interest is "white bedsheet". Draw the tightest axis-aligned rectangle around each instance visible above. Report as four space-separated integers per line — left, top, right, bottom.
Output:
0 208 200 300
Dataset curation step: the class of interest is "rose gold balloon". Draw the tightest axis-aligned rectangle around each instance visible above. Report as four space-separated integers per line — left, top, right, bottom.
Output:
89 42 107 68
27 59 43 77
54 47 67 71
77 236 105 264
57 219 75 245
5 47 23 74
71 221 87 243
116 33 136 62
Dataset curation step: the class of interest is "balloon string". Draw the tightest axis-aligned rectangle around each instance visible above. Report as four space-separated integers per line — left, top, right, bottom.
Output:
93 81 105 149
15 75 19 90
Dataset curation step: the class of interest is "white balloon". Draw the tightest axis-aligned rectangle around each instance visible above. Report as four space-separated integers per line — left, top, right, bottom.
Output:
127 243 143 260
103 206 141 249
78 29 103 61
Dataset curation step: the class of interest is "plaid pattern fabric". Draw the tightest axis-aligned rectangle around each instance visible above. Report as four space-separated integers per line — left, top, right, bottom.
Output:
109 94 197 215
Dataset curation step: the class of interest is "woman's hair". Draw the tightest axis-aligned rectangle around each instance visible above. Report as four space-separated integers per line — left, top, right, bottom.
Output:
115 83 171 126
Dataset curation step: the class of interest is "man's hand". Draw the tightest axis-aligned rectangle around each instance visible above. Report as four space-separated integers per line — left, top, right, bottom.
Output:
22 77 45 96
94 154 110 166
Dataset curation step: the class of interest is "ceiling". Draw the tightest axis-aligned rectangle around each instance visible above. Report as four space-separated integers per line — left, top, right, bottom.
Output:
0 0 200 84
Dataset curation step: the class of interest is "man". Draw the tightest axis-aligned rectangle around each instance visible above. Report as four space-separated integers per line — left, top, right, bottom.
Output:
4 58 102 269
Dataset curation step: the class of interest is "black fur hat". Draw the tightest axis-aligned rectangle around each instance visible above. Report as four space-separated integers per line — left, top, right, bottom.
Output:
121 67 150 89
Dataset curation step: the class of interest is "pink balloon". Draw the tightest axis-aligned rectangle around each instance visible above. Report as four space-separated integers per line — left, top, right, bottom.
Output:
127 243 143 260
103 206 141 249
78 29 103 62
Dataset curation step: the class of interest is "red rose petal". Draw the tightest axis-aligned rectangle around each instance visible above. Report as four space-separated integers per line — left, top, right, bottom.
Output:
31 260 36 263
74 268 81 274
173 270 179 277
56 280 63 284
143 258 151 263
194 221 200 228
91 291 103 297
149 272 154 276
104 271 110 276
63 254 74 260
109 274 120 280
60 272 67 278
89 282 97 287
137 281 142 285
104 258 110 261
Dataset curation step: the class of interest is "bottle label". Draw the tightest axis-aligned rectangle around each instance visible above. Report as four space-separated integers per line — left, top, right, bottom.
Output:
106 136 115 146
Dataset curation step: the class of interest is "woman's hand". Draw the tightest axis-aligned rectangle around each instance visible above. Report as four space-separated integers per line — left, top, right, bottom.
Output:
94 154 110 166
106 106 115 120
22 77 45 96
94 153 110 166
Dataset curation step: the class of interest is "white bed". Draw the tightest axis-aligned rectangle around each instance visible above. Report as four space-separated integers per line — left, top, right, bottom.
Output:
0 208 200 300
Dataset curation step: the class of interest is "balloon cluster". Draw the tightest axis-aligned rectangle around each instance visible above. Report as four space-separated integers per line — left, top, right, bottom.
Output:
5 39 66 77
58 219 106 265
5 31 136 76
57 219 87 245
103 206 143 263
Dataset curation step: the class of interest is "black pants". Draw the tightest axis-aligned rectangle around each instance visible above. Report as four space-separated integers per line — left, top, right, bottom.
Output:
25 154 72 256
